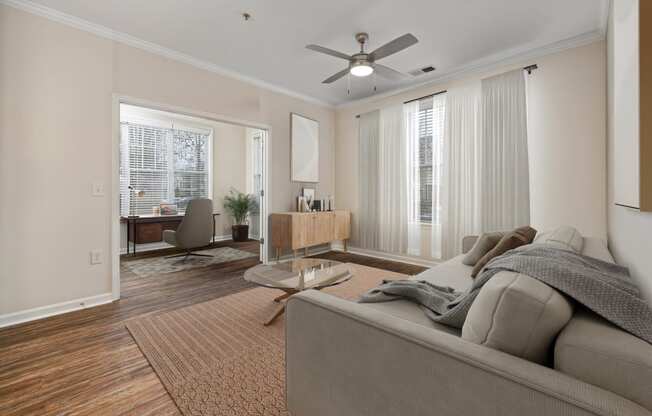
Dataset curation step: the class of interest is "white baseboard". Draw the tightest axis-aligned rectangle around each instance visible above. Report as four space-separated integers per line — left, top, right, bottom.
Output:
0 293 114 329
330 243 440 269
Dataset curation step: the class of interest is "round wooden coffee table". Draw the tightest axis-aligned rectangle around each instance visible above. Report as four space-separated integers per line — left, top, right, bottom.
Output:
244 258 353 325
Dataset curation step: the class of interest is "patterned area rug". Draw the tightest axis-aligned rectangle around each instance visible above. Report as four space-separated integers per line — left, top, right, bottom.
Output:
123 247 257 278
126 263 405 416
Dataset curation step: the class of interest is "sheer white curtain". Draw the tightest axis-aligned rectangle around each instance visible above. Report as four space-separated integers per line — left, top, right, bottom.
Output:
404 101 421 256
430 94 446 259
441 83 482 259
358 110 380 249
358 69 529 260
480 69 530 231
378 104 408 253
357 106 408 253
404 96 445 259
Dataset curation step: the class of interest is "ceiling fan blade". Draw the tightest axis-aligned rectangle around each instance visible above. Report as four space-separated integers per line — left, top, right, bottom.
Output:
373 63 407 81
306 44 351 61
370 33 418 61
322 68 350 84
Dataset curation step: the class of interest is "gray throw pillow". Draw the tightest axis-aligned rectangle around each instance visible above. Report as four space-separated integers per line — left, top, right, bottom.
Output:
462 232 504 266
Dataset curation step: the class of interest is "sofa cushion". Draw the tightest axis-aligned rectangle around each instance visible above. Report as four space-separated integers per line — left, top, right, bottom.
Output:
580 237 615 263
471 226 537 277
462 232 504 266
413 255 473 292
357 255 472 336
534 226 583 253
360 300 461 336
555 309 652 411
462 271 573 365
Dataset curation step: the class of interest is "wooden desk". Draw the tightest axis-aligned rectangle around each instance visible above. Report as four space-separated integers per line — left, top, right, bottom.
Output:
121 213 220 255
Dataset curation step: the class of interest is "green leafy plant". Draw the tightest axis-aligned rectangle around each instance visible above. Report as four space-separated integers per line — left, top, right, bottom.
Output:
223 188 258 225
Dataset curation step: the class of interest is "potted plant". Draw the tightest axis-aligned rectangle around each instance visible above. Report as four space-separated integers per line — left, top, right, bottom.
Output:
223 188 258 242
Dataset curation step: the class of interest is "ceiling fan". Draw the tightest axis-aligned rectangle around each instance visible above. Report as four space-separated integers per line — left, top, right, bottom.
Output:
306 32 418 84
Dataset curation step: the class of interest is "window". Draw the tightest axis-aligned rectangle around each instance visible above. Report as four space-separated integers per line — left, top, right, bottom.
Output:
416 96 445 224
119 114 212 217
418 103 434 222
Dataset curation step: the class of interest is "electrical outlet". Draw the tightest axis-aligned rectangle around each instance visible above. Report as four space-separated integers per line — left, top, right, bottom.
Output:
90 249 103 265
92 182 104 197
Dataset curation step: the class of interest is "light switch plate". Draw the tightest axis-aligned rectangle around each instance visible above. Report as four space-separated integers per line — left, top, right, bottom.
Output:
92 183 104 196
90 249 103 265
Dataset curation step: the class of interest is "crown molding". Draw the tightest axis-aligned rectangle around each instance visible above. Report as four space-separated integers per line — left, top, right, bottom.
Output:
0 0 335 108
2 0 610 110
336 29 606 110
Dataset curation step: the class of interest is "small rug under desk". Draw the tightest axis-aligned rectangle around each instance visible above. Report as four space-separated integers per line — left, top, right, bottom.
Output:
122 246 258 278
126 263 406 416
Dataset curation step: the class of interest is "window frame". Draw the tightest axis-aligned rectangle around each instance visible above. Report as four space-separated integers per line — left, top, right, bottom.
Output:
119 112 213 217
411 96 445 227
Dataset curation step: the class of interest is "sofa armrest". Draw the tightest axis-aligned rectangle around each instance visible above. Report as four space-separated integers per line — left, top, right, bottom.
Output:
462 235 479 254
286 291 651 416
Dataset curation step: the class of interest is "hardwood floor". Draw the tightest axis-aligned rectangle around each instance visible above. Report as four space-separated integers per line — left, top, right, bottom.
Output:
0 245 426 415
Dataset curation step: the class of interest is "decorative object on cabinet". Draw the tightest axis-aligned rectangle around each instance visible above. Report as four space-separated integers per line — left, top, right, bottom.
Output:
270 210 351 261
297 196 311 212
291 113 319 183
302 187 315 201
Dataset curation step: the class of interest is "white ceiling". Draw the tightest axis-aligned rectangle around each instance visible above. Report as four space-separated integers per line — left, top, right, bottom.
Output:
17 0 609 106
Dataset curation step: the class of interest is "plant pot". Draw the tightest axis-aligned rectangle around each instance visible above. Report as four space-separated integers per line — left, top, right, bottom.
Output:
231 224 249 242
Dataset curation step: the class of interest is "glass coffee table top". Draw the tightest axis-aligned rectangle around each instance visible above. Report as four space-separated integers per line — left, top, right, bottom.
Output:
244 258 353 291
244 258 353 325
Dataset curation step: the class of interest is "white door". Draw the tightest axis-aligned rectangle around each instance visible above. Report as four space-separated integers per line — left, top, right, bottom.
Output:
246 128 267 261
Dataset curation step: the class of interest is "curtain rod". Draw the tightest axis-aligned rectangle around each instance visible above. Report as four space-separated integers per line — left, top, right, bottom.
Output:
403 89 448 105
355 64 538 118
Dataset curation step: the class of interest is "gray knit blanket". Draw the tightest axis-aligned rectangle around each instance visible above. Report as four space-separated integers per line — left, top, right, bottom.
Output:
359 246 652 344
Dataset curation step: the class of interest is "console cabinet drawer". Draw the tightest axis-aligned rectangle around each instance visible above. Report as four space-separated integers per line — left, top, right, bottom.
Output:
271 210 350 252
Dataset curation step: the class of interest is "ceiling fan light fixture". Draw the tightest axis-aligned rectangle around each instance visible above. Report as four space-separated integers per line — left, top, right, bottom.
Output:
308 33 417 84
350 62 373 77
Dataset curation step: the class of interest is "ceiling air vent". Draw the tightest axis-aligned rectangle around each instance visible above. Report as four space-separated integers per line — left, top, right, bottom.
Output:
408 66 436 77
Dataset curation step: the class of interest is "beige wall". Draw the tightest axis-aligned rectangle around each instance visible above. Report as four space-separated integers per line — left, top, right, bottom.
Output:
212 122 247 236
527 42 607 237
0 5 335 316
335 41 608 258
607 4 652 303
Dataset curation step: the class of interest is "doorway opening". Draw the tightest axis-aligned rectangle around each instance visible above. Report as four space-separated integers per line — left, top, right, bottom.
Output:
112 100 269 300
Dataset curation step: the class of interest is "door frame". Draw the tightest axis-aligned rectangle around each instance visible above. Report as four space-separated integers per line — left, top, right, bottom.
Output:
111 94 271 300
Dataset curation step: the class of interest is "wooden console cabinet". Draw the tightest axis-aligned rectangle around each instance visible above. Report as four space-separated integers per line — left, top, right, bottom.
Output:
270 210 351 260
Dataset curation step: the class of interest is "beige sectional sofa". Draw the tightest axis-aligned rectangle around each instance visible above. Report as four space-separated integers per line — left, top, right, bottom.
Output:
286 237 652 416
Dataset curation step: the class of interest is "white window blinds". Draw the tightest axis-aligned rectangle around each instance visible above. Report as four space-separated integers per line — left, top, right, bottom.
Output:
416 96 445 223
120 120 212 217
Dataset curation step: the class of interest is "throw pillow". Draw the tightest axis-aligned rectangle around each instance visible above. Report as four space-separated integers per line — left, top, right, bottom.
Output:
462 232 505 266
462 271 573 365
470 225 537 278
533 225 584 253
